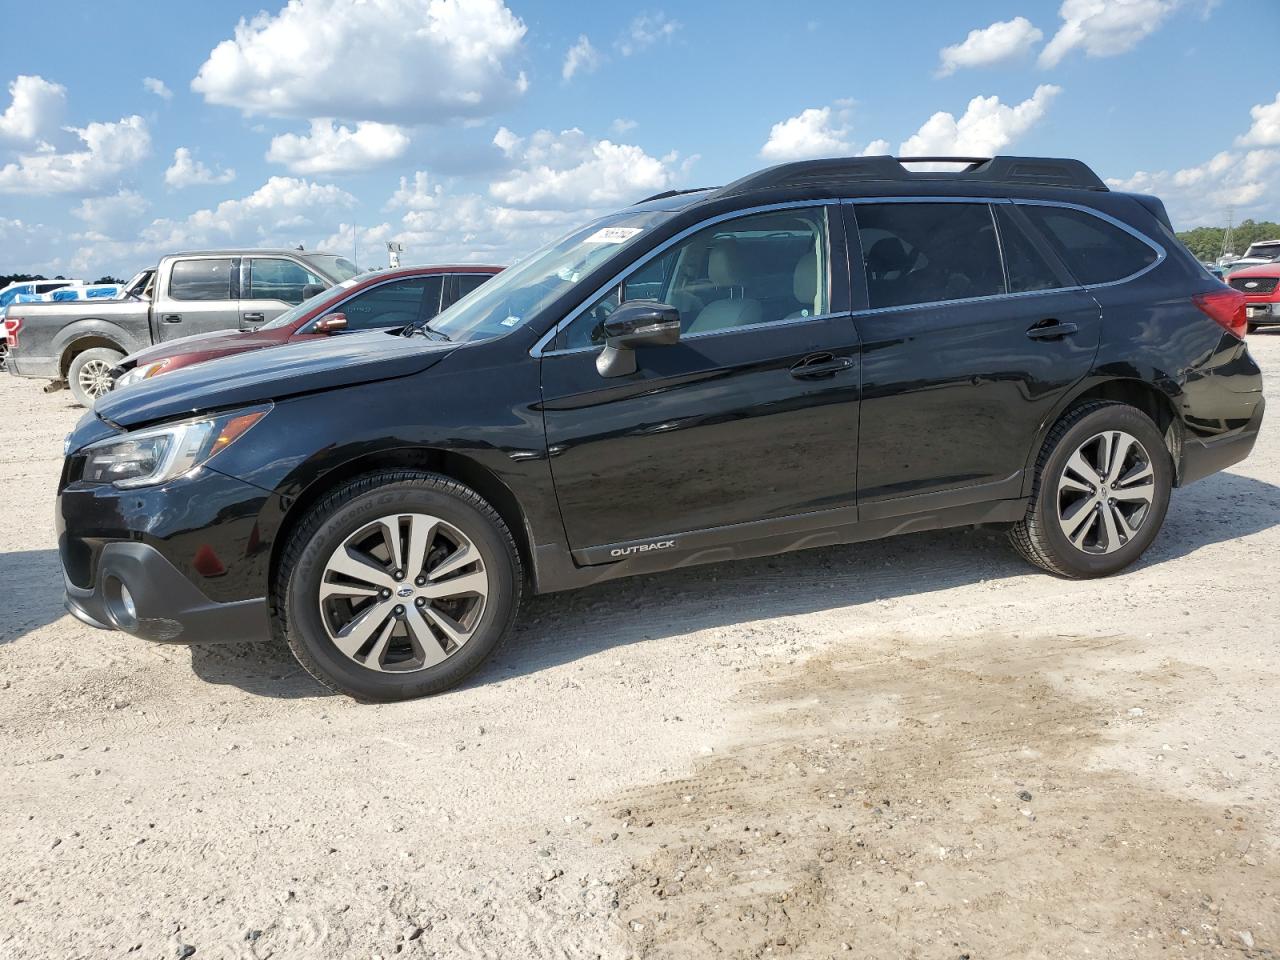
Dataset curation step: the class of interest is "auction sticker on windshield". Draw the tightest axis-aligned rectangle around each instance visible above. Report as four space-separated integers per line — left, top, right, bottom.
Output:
584 227 644 244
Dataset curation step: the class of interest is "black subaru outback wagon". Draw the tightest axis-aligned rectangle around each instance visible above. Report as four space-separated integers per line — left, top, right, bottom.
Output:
60 156 1265 701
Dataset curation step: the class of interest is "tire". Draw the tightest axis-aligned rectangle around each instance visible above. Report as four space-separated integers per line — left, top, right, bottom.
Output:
1010 401 1172 579
275 470 523 701
68 346 124 407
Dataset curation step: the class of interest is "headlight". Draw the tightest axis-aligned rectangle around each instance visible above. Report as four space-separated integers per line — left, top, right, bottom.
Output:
81 405 271 488
114 359 169 389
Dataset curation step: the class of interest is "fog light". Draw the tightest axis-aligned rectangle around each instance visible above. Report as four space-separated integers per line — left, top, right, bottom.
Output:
119 584 137 622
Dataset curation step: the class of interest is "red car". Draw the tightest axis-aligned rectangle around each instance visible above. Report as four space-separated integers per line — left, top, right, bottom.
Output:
1226 262 1280 332
111 264 502 388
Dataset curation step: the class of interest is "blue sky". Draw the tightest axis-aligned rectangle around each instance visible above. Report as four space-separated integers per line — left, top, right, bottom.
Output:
2 0 1278 279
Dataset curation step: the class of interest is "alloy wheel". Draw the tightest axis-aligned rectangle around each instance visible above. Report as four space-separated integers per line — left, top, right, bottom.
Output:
317 512 488 672
78 359 114 399
1055 430 1156 555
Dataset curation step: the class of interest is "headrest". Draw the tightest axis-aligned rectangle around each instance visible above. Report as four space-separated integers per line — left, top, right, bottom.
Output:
866 236 913 277
708 238 744 286
793 251 818 304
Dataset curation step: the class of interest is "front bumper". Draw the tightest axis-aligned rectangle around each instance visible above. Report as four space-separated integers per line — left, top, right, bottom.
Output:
58 464 276 644
64 541 268 643
1245 301 1280 326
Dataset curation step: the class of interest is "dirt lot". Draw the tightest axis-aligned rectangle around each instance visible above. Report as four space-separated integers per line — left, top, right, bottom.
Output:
2 335 1278 960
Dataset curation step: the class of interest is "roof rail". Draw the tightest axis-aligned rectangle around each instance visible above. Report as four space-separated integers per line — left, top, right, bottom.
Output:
633 187 715 205
717 155 1109 195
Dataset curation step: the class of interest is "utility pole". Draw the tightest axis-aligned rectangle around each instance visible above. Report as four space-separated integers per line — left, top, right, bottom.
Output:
1221 206 1235 263
352 224 358 270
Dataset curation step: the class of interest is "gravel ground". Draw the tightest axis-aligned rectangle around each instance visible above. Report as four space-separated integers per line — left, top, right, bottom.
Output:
1 334 1278 960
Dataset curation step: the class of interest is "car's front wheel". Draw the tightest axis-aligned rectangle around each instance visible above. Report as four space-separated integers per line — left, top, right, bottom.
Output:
276 470 523 701
1010 401 1172 578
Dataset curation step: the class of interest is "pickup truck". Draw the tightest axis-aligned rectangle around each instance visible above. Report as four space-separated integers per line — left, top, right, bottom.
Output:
3 249 358 405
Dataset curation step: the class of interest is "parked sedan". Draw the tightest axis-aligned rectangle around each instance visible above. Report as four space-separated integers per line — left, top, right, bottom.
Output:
112 264 502 388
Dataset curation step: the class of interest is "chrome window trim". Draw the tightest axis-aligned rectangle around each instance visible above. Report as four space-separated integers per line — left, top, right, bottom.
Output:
1008 198 1166 289
531 195 1167 355
531 199 833 358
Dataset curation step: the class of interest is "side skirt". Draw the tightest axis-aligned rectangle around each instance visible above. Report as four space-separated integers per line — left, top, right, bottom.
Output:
531 497 1027 594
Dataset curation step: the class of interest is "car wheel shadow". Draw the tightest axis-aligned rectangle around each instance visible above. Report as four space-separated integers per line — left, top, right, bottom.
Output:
472 470 1280 688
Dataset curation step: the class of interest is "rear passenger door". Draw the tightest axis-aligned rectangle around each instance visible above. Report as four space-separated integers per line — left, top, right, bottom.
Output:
240 257 328 328
848 200 1102 516
157 257 242 340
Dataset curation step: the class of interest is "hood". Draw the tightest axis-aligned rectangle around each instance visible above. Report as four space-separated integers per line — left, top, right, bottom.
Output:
1228 263 1280 279
97 329 456 428
121 327 289 368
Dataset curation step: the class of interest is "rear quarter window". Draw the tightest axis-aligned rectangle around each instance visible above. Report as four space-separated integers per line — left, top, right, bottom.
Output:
169 258 236 301
1018 205 1158 285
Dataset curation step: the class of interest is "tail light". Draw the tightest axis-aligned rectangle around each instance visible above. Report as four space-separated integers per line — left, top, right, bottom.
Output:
1192 289 1247 338
3 316 21 349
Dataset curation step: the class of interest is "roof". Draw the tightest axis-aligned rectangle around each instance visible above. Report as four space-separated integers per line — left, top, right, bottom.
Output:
634 156 1111 213
164 248 344 259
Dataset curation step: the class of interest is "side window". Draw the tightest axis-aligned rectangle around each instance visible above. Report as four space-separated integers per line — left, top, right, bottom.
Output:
856 203 1004 309
560 206 830 349
454 273 490 300
169 258 236 301
247 258 326 305
336 276 442 331
994 205 1071 293
1017 205 1158 285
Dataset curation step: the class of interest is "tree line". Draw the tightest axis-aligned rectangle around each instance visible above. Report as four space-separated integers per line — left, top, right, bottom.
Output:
1176 219 1280 262
2 273 123 286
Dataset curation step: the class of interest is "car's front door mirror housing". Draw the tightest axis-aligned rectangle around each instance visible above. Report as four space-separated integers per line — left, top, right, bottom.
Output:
596 302 681 378
313 313 348 334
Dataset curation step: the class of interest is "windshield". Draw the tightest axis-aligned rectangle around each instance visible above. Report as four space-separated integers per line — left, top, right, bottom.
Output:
426 211 671 343
305 254 360 283
259 276 358 329
1243 243 1280 261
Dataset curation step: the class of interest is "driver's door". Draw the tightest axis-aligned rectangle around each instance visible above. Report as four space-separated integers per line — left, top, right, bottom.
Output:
539 204 863 555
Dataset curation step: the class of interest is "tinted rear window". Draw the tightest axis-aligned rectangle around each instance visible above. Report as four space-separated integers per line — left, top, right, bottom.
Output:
1018 206 1157 285
169 258 236 301
994 206 1071 293
856 202 1004 309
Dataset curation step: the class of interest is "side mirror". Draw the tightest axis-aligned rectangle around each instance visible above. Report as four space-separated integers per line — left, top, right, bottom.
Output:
314 313 348 334
596 302 681 378
301 283 328 300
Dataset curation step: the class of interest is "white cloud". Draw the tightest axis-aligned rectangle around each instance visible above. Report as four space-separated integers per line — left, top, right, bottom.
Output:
1238 92 1280 147
69 176 358 275
0 74 66 142
562 35 602 81
612 117 638 135
760 105 854 162
616 12 681 56
488 126 690 209
142 77 173 101
898 85 1060 158
388 171 440 211
860 139 891 156
192 0 528 123
164 147 236 188
0 115 149 194
1039 0 1178 68
266 119 410 174
938 17 1043 76
72 188 149 234
1106 149 1280 227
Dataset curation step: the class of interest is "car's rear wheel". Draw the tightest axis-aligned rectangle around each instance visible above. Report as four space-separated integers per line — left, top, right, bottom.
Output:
1010 401 1172 578
276 470 522 701
68 347 124 407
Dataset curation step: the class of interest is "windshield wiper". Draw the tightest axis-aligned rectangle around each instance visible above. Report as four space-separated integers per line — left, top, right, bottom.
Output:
401 320 451 341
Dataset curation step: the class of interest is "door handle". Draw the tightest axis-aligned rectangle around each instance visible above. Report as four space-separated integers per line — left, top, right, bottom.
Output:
1026 319 1078 340
161 314 182 324
242 313 265 322
790 353 854 379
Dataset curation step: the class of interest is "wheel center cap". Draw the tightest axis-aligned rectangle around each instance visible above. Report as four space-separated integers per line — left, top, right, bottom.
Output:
396 586 414 598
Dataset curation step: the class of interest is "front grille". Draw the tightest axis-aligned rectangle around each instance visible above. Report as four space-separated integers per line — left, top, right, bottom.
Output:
1229 276 1279 294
